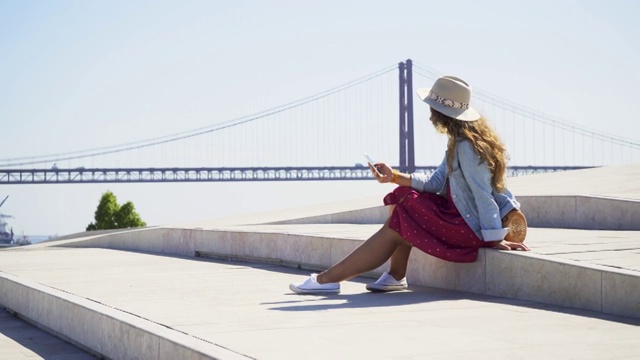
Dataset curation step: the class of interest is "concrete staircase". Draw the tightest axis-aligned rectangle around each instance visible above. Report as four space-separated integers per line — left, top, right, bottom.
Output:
0 164 638 359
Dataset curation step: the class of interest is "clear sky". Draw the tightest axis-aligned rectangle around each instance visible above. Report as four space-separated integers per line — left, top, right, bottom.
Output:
1 0 639 236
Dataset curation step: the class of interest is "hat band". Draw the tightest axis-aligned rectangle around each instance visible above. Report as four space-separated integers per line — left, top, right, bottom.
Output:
428 91 469 110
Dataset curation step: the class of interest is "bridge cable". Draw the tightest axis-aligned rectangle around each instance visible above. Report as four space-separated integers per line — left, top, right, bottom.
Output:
1 64 397 167
412 64 640 150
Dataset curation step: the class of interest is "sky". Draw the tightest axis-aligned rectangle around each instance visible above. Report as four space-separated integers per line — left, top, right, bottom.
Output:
1 0 639 236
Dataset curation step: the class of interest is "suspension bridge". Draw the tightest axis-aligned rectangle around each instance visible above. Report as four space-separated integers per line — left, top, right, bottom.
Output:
1 59 638 184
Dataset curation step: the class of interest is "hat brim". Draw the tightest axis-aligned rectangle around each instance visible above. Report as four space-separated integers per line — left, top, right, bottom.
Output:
417 88 480 122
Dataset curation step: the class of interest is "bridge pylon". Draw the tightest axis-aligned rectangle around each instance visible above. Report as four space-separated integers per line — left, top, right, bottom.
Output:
398 59 415 173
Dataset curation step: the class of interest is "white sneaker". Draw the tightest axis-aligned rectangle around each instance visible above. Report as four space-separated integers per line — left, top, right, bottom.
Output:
366 272 408 292
289 274 340 294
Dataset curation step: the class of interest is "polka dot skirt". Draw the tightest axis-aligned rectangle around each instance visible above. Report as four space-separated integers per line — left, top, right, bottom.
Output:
383 185 489 263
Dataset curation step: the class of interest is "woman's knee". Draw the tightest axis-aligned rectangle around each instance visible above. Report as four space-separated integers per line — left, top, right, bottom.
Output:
381 222 405 243
390 226 414 248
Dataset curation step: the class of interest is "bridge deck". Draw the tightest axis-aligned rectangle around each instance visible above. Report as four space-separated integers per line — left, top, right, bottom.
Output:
0 166 590 183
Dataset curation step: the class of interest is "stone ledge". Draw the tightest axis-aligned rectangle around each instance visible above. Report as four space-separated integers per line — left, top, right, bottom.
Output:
518 195 640 230
53 225 639 319
0 272 253 360
185 195 638 231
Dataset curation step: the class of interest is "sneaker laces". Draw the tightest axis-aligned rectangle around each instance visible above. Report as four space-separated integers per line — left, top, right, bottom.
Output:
299 274 319 287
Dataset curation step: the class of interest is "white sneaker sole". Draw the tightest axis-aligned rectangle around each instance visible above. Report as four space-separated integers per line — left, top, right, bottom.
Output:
289 283 340 294
365 283 408 292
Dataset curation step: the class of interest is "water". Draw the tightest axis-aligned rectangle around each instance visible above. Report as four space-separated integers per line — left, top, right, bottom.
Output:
25 235 54 244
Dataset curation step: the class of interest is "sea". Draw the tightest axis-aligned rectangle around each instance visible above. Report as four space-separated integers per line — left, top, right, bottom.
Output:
26 235 52 244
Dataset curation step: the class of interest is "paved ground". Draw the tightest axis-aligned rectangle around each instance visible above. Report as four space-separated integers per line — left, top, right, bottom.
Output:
527 228 640 272
1 247 639 360
0 308 94 360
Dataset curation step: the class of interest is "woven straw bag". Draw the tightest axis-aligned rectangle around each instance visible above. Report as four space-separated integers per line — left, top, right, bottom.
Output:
502 209 527 243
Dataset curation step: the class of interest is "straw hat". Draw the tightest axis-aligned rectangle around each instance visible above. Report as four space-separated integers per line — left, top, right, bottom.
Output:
417 76 480 121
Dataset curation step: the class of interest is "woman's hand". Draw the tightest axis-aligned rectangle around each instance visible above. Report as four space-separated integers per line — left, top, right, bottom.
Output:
369 162 394 183
369 163 412 186
489 240 530 251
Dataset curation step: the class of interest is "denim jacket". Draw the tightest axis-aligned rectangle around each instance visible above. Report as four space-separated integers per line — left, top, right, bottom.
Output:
410 139 520 241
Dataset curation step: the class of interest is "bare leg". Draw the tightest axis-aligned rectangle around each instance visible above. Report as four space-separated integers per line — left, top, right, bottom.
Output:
382 205 413 280
383 205 413 280
316 221 409 284
388 241 412 280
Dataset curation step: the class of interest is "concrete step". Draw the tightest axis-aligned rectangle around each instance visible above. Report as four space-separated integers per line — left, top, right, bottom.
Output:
177 164 640 231
1 247 639 360
36 223 639 320
0 308 94 359
0 269 252 360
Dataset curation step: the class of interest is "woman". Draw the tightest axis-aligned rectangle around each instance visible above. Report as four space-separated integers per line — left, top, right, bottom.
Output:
290 75 530 294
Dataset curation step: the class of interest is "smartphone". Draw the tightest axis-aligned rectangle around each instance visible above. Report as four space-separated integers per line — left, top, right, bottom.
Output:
363 153 382 177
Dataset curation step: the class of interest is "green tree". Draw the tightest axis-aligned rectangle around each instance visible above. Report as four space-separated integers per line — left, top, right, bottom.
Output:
86 191 146 231
114 201 146 228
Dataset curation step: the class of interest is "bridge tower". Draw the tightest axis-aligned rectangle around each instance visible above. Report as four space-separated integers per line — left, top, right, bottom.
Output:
398 59 415 173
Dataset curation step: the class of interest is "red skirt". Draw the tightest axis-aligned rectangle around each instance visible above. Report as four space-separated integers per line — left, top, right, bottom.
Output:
383 185 488 263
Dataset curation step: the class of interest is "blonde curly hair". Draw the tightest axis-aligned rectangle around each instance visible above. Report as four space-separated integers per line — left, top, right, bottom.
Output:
429 108 508 192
